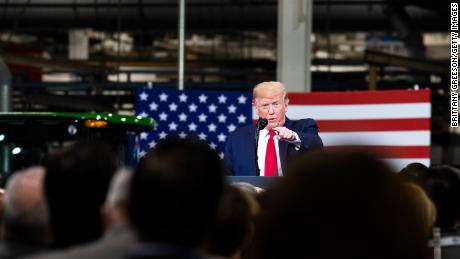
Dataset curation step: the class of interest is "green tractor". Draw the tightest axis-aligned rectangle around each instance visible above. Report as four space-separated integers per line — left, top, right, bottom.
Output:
0 112 154 186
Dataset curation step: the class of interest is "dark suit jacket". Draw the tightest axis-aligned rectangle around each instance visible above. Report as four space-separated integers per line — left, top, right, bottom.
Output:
223 117 323 176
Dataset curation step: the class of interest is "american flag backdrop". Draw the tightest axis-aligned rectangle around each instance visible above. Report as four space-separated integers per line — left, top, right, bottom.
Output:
135 88 252 158
136 87 431 171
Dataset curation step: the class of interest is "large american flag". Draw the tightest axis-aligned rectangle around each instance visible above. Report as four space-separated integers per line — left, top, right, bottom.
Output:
136 87 431 171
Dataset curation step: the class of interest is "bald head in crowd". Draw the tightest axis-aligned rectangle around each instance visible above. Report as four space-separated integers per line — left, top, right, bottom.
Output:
102 167 133 229
3 166 50 245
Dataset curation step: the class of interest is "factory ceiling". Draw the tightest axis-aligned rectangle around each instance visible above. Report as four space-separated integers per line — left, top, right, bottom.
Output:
0 0 448 34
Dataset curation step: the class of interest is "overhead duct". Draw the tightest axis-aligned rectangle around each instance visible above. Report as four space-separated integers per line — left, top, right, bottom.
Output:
0 57 11 112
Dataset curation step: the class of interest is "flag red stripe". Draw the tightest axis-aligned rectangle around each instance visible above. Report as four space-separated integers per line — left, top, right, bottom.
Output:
288 89 430 105
317 118 430 132
323 146 430 158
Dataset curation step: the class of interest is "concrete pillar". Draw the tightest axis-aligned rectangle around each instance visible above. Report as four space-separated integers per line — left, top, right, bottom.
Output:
68 29 89 60
277 0 313 92
0 57 11 112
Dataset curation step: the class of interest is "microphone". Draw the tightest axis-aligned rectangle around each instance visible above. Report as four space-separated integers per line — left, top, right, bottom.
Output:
256 118 268 131
254 118 268 176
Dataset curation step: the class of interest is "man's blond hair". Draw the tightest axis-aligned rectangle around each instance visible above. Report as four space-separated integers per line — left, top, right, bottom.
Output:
253 81 288 102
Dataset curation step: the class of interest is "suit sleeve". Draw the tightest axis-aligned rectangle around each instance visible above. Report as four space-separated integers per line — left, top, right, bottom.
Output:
295 118 323 150
223 135 235 175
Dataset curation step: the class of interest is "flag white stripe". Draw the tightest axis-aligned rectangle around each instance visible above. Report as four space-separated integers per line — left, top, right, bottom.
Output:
382 158 430 172
252 103 431 120
319 131 431 146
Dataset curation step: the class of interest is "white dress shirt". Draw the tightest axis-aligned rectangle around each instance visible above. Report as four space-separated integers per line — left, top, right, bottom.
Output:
257 128 301 176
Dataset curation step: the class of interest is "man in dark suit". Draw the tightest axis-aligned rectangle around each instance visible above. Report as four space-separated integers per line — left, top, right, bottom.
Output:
224 81 323 176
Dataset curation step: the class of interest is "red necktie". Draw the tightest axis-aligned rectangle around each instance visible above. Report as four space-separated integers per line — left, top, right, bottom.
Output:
264 130 278 176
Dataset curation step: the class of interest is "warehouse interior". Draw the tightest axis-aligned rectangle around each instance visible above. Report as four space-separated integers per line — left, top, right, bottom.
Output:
0 0 453 164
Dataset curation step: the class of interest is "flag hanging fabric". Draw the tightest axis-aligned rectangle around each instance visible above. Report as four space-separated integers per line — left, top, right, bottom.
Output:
136 87 431 171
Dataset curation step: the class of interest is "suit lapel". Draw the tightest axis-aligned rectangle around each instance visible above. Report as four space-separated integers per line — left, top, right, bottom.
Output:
278 118 292 174
248 125 258 175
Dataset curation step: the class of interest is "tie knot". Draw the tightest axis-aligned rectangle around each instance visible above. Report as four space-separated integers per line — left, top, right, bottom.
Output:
269 130 276 138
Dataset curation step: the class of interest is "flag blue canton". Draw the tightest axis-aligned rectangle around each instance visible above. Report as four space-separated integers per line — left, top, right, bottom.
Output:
135 87 253 159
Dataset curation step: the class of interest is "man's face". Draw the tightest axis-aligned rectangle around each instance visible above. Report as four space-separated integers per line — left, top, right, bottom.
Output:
254 93 288 130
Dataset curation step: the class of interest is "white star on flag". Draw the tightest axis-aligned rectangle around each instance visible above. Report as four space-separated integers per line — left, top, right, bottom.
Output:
159 112 168 121
149 102 158 111
227 104 237 113
198 132 207 140
209 142 217 150
179 93 188 102
169 103 178 112
139 150 147 157
189 103 198 112
189 123 197 131
140 132 148 140
218 114 227 123
198 113 207 122
178 113 187 121
168 122 178 131
159 92 168 102
227 124 236 132
139 92 148 101
217 133 227 142
208 104 217 113
159 131 167 139
149 140 156 148
218 95 227 103
237 114 247 123
208 123 217 132
238 95 247 104
179 132 187 138
198 94 208 103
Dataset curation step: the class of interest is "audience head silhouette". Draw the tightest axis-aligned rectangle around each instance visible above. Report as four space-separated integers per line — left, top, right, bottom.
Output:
129 137 225 247
44 140 117 248
252 150 430 259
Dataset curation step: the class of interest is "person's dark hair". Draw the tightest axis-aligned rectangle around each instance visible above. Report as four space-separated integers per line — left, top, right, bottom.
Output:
44 140 117 248
129 137 225 246
419 165 460 231
399 162 428 183
251 150 429 259
204 185 252 257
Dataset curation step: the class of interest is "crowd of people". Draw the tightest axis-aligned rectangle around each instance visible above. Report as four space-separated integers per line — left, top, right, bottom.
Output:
0 137 456 259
